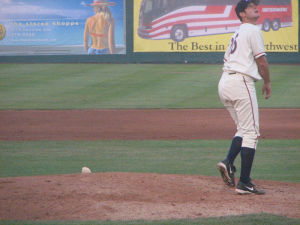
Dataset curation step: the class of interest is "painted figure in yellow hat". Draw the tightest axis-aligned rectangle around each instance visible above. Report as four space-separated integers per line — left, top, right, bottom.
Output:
84 0 115 54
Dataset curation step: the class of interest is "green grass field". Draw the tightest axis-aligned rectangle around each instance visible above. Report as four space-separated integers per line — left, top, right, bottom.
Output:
1 140 299 182
0 64 300 109
0 64 300 225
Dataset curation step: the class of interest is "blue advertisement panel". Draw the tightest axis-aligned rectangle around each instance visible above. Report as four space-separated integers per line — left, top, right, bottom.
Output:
0 0 125 55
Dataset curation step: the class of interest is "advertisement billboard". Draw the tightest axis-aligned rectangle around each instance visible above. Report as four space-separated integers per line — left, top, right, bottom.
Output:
0 0 125 55
134 0 298 52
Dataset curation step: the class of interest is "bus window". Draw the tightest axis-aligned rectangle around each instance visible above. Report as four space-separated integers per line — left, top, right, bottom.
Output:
141 0 171 22
142 1 153 14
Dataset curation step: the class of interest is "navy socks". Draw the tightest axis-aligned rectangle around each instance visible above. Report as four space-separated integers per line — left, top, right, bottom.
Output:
226 136 243 164
240 147 256 183
224 137 255 184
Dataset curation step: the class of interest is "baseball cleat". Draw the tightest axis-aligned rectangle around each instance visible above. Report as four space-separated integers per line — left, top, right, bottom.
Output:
235 180 265 195
217 159 236 187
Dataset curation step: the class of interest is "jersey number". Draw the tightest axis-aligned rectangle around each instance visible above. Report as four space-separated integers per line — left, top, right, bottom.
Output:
230 33 239 54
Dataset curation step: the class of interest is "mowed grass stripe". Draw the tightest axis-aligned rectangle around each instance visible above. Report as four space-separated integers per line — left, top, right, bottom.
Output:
0 64 299 109
0 140 299 182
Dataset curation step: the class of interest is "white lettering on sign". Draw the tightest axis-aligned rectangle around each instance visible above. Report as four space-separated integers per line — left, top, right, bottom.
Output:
262 8 288 12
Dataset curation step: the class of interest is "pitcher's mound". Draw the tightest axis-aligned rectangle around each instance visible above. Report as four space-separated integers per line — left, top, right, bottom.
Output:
1 172 299 221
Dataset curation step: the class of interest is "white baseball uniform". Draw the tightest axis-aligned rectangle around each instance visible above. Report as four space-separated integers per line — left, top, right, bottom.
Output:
218 23 266 149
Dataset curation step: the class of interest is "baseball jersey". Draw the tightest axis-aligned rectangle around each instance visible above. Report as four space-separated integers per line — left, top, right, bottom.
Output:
223 23 266 81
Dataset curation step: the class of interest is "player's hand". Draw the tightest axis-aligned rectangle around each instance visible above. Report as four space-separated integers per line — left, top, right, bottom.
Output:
262 82 272 99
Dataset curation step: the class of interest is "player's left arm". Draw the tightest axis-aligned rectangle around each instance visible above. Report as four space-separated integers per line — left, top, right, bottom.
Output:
255 56 271 99
250 28 272 99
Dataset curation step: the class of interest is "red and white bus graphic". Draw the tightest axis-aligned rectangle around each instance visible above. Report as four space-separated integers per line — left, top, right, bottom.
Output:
138 0 293 42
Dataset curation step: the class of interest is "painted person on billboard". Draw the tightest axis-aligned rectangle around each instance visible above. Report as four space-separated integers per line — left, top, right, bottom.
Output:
84 0 116 54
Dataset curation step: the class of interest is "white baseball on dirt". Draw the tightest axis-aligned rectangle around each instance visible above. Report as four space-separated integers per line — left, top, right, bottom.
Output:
81 167 91 174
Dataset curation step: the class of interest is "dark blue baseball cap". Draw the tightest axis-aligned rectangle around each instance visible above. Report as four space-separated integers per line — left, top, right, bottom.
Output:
235 0 260 21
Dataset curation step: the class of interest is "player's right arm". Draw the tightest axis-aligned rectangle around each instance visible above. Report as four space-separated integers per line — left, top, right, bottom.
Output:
255 55 271 99
250 27 271 99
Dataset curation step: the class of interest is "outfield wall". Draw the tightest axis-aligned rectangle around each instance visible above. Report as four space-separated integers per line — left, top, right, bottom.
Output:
0 0 299 64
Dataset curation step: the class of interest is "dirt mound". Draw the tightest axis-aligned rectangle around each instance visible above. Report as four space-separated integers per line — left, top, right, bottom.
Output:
1 172 299 221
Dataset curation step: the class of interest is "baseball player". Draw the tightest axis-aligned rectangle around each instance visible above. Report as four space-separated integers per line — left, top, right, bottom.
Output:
217 0 271 194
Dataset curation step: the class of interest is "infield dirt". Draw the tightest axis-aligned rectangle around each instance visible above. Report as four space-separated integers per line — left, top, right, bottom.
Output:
0 109 300 220
1 108 299 140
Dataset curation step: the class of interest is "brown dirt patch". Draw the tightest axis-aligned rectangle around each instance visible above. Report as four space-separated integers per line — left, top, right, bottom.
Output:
1 108 299 140
0 173 300 220
0 173 299 220
0 109 299 221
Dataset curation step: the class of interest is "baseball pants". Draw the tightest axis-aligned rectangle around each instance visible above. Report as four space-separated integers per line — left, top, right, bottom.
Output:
218 72 260 149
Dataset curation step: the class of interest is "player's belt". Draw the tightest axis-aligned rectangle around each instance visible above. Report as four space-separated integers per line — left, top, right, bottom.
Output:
229 72 236 75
